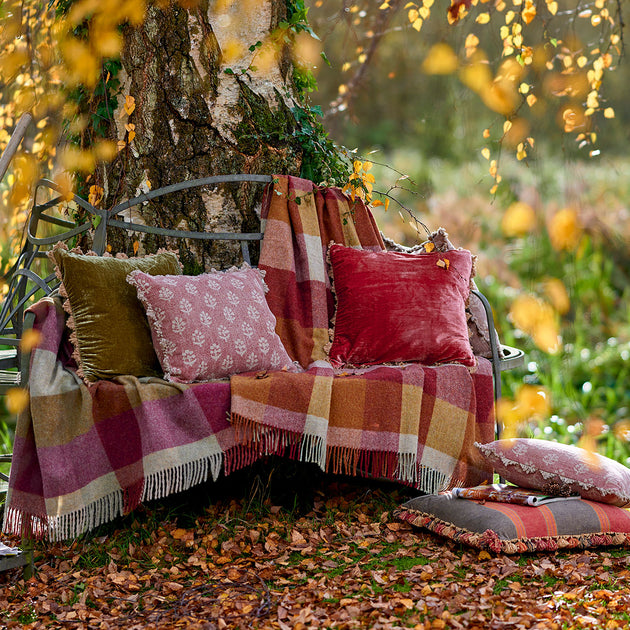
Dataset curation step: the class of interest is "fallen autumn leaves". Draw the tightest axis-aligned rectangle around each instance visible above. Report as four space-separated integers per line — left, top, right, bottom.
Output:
2 472 630 629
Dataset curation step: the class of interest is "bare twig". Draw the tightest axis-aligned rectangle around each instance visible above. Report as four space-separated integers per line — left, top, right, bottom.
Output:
326 0 404 118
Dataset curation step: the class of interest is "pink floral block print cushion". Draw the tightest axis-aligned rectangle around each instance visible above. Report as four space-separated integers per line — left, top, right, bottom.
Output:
477 438 630 507
127 266 296 383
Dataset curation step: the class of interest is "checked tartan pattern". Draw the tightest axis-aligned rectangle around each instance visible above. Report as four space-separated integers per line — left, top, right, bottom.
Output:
3 175 495 541
230 175 494 492
3 297 239 541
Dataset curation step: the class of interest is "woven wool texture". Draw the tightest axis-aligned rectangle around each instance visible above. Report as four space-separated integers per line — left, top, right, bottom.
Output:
3 175 496 541
230 175 494 491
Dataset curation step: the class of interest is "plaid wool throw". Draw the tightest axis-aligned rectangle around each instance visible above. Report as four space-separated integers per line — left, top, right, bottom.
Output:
258 175 384 368
230 175 494 491
2 297 242 541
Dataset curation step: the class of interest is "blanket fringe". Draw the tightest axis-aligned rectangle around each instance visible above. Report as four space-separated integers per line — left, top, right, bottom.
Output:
142 453 223 503
233 416 458 493
2 491 125 542
2 454 224 542
2 505 49 541
326 445 450 493
223 443 266 476
395 452 417 485
231 413 326 469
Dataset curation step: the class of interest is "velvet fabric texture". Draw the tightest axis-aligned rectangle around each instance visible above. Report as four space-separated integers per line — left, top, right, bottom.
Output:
396 493 630 553
327 244 476 368
127 267 296 382
477 439 630 507
49 246 181 382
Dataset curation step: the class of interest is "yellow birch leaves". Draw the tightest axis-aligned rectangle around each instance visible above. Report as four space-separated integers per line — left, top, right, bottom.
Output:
0 0 149 228
343 160 376 203
408 0 621 183
405 0 434 32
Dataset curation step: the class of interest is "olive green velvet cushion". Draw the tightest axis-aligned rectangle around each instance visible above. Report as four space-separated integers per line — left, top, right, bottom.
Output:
49 246 181 382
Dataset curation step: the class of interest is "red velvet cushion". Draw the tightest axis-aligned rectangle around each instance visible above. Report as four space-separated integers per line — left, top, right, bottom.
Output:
327 244 475 368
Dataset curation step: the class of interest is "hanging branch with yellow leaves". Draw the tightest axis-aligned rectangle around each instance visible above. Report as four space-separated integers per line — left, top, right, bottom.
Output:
342 158 432 239
313 0 624 190
0 0 149 266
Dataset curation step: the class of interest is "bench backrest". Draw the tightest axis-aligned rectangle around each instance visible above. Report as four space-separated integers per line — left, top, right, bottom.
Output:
0 174 274 375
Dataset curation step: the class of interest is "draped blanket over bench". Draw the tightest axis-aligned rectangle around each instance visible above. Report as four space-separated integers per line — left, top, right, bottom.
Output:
3 175 494 541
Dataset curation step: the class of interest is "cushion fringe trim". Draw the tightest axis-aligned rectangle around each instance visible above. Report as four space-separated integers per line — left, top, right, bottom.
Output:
395 507 630 554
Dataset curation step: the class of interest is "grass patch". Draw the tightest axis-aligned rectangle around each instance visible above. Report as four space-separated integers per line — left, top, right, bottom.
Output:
390 556 431 570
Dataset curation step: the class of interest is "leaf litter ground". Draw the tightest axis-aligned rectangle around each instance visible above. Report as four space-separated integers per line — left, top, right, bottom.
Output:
2 462 630 629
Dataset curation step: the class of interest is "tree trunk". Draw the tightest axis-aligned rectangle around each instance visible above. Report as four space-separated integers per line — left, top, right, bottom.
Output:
102 0 302 270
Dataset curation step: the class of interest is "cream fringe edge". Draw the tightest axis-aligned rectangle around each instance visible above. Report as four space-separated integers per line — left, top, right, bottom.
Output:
2 453 223 542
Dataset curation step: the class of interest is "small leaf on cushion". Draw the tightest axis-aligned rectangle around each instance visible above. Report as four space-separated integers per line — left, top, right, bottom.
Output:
327 244 476 368
476 438 630 507
127 266 297 383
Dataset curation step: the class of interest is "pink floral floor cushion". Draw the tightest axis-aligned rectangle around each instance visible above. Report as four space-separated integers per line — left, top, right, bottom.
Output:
127 266 296 382
477 438 630 507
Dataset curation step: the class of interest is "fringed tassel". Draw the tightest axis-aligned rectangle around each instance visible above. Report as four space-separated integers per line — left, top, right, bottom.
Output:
142 454 222 503
415 465 450 494
3 491 127 542
395 452 417 485
395 508 630 554
231 413 326 470
4 456 224 541
2 505 50 541
325 447 449 493
52 491 125 542
300 432 326 469
223 443 264 476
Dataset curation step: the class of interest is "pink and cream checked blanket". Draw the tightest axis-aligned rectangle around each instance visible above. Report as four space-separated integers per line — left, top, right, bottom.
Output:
3 175 494 541
231 175 494 491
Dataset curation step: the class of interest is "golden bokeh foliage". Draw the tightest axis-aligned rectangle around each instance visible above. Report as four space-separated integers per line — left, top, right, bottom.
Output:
497 384 551 438
548 207 582 251
5 387 29 415
510 294 561 354
0 0 157 272
327 0 622 187
501 201 536 238
0 0 624 274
